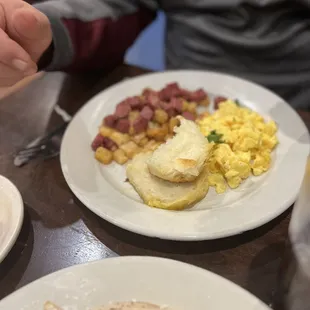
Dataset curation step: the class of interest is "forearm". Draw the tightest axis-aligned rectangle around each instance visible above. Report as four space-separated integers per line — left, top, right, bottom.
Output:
34 0 156 72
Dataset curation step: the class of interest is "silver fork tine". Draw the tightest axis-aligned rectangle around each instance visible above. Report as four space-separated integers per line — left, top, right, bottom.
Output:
18 122 68 152
14 142 55 166
17 145 46 157
14 121 69 167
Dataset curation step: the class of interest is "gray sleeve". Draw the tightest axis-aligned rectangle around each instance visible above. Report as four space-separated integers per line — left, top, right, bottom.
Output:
34 0 157 71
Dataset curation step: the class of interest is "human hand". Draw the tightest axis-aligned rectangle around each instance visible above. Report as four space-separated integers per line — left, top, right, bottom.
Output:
0 0 52 86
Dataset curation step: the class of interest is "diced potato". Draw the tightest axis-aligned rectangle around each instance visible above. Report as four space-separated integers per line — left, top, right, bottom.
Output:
187 102 197 114
169 117 180 133
199 97 210 107
154 109 169 124
182 100 189 112
120 141 141 159
129 110 140 122
129 126 135 136
144 140 161 152
113 149 128 165
148 121 160 129
138 137 149 146
146 127 157 139
147 123 169 141
44 301 62 310
132 132 146 144
143 140 157 152
197 111 209 120
110 131 130 146
99 126 113 137
95 147 113 165
161 123 169 139
142 87 152 94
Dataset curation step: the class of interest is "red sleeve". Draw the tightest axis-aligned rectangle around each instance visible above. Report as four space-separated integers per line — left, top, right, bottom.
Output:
62 7 156 72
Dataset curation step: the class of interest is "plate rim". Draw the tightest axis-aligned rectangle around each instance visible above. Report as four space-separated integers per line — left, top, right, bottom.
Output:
0 175 24 263
0 256 271 309
60 70 310 241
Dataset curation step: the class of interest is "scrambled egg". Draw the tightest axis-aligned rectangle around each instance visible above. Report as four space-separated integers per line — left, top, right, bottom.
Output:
197 100 278 194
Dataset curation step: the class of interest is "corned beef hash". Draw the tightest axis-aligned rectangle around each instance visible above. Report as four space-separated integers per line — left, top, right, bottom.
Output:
91 82 209 165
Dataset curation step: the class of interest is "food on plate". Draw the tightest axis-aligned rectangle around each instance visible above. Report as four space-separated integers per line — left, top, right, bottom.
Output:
214 96 228 110
92 129 162 165
96 302 164 309
95 147 113 164
92 82 209 165
44 301 169 310
198 99 278 193
126 152 209 210
147 117 210 183
91 81 279 205
44 302 61 310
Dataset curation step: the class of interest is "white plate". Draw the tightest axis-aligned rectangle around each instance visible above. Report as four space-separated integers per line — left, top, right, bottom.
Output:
0 256 271 310
60 70 310 241
0 175 24 263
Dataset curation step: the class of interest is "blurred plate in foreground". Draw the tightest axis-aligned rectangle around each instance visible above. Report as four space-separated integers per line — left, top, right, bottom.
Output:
0 256 271 310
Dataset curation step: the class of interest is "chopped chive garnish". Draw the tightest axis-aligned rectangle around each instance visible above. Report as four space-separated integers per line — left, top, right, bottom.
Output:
207 130 225 143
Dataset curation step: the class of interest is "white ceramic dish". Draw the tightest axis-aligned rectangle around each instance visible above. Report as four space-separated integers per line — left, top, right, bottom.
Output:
60 71 310 240
0 175 24 263
0 256 271 310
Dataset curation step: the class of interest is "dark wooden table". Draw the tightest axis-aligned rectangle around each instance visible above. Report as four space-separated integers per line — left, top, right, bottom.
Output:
0 65 309 305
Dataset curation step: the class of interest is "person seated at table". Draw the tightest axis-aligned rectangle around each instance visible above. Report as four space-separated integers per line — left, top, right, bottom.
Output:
1 0 310 110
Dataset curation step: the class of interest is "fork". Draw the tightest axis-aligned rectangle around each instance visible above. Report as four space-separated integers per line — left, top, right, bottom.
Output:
14 105 72 167
14 122 69 167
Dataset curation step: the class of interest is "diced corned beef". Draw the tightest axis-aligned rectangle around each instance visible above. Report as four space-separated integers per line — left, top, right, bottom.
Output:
127 96 142 109
91 134 105 151
103 137 118 151
159 83 182 101
115 119 130 133
146 93 161 109
115 102 131 118
180 89 190 100
158 89 169 101
138 96 148 107
170 97 183 112
214 96 227 109
167 82 179 89
159 101 169 110
186 89 207 102
159 101 176 117
182 111 196 121
167 109 176 117
104 114 117 128
165 105 177 118
133 116 148 133
140 106 154 120
142 88 157 97
170 88 182 98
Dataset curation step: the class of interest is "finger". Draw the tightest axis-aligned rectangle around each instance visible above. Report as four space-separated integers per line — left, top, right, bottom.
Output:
11 7 52 62
0 62 28 87
0 28 37 76
0 63 26 79
0 76 25 87
0 2 5 29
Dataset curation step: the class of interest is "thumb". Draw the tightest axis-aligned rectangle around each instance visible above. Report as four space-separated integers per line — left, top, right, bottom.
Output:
9 8 52 62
